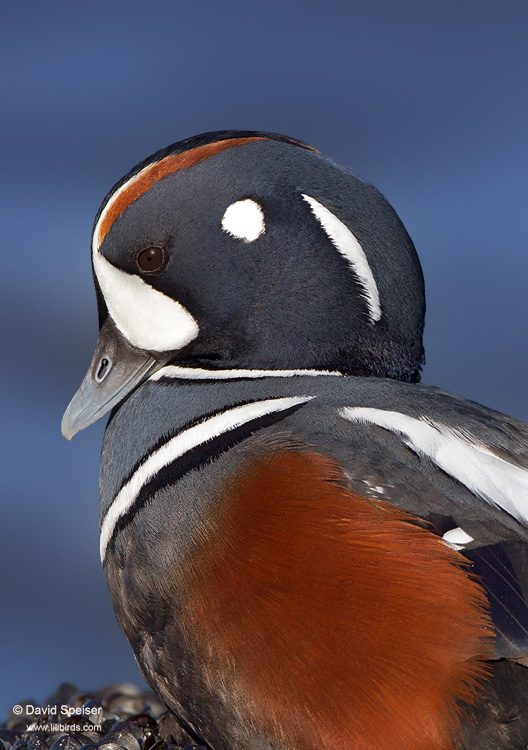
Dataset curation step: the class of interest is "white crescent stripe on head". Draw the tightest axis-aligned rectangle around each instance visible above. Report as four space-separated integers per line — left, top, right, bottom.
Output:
150 365 342 381
100 395 314 561
302 194 381 324
93 252 199 352
340 407 528 524
93 166 150 252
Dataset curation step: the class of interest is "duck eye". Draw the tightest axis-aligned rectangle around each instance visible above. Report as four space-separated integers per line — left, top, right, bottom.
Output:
137 246 165 273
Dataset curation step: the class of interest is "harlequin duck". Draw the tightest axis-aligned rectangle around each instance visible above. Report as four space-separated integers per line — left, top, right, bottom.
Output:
62 131 528 750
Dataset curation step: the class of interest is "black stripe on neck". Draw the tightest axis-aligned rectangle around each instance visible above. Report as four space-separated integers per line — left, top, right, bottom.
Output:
156 375 266 385
114 400 260 499
107 401 305 553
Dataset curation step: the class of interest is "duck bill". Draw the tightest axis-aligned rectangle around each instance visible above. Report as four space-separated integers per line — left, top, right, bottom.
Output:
61 318 168 440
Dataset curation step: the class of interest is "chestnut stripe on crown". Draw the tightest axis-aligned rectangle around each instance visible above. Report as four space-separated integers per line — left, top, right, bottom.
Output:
93 137 265 250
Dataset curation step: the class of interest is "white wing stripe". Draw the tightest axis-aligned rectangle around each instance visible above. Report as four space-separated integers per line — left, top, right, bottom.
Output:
340 407 528 524
443 527 474 550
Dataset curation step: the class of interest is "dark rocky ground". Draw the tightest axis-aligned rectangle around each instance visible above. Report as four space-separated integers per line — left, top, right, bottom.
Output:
0 684 202 750
5 663 528 750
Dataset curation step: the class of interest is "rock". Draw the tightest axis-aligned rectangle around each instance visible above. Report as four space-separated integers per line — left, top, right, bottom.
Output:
0 685 202 750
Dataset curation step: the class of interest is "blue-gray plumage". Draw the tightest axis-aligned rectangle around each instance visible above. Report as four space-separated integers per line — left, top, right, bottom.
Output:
100 373 528 651
63 131 528 750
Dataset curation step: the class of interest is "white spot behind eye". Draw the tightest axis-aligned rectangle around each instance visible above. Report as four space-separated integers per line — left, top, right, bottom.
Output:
302 194 381 324
222 199 265 242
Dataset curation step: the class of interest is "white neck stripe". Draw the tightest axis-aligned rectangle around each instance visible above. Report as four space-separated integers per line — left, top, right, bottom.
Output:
340 407 528 524
100 395 313 562
302 194 381 324
150 366 342 381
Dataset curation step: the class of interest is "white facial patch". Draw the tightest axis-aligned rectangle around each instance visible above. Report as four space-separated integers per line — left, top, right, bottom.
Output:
340 407 528 524
93 252 199 352
100 395 313 561
302 194 381 324
222 199 265 242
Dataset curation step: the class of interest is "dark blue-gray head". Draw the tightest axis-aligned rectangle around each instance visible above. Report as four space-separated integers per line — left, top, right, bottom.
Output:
62 130 425 438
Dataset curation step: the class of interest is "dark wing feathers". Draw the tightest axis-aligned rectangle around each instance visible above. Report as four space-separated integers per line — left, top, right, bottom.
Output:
277 387 528 660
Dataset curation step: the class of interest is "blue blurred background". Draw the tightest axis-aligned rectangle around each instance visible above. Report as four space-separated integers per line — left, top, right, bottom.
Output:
1 0 527 716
